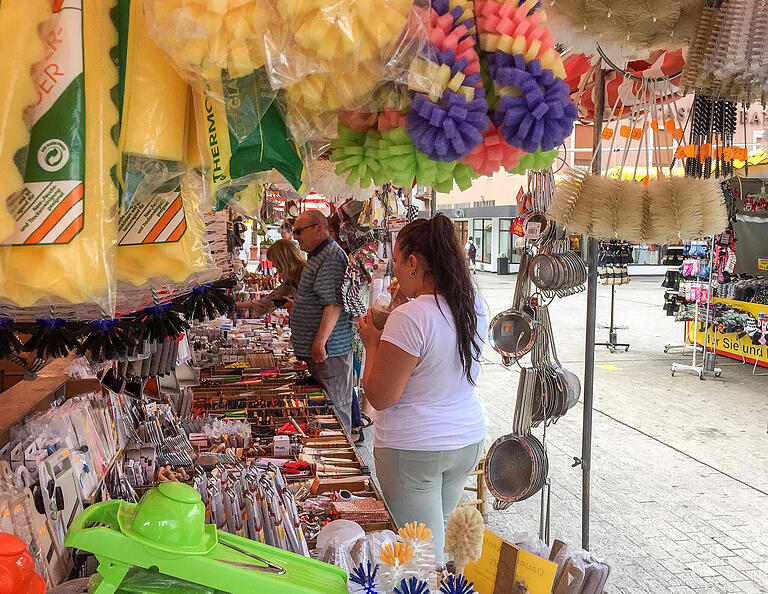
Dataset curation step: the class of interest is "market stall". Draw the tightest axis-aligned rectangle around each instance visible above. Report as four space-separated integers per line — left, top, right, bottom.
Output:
0 0 767 591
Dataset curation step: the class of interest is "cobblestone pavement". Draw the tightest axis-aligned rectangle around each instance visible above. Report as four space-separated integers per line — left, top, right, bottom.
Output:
358 272 768 593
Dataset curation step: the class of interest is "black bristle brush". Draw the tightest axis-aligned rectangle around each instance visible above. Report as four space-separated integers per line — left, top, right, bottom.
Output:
77 318 138 362
0 318 22 359
21 318 86 359
130 303 190 342
170 278 236 322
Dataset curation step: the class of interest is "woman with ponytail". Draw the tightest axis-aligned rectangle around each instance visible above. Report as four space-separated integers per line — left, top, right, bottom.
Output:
357 213 487 560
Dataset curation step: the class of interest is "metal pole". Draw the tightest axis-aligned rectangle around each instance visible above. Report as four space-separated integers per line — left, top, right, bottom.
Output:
430 186 437 218
582 60 604 551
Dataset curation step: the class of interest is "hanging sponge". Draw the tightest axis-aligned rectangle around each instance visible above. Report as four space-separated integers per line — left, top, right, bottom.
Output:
0 0 51 242
1 0 119 310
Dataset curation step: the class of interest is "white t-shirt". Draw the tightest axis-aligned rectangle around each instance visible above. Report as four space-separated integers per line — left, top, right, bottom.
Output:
373 292 488 451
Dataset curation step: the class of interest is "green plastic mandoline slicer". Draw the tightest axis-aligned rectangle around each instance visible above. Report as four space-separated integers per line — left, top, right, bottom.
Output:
64 482 348 594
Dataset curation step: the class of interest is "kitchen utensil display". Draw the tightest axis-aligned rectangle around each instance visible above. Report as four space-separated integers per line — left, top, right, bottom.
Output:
548 77 729 244
529 305 581 425
529 247 587 297
485 433 548 505
488 250 536 363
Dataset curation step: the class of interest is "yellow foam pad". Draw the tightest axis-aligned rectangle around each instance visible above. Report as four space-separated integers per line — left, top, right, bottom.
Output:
0 0 51 243
1 0 118 308
118 90 209 286
120 0 188 164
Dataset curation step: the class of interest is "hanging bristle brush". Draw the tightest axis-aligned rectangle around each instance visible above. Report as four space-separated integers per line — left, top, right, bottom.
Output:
0 319 21 359
398 523 437 591
130 302 189 342
77 318 138 362
21 318 86 359
444 507 484 576
170 277 236 322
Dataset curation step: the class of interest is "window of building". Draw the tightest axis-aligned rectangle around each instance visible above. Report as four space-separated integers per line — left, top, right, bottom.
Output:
454 221 468 247
499 218 513 262
454 202 470 209
473 218 492 263
483 219 492 264
473 199 495 207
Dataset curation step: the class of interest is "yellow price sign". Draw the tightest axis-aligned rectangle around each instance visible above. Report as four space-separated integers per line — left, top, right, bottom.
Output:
757 257 768 271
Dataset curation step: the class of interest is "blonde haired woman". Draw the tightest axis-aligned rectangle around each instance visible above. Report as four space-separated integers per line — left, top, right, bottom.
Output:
238 239 306 316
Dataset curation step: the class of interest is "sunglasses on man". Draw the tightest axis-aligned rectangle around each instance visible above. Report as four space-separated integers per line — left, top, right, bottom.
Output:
293 223 320 236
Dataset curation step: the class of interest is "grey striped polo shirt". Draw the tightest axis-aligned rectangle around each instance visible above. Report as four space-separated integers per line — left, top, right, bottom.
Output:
290 238 353 359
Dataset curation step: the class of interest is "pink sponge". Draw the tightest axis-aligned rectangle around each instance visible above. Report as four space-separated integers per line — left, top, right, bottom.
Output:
462 122 524 176
339 110 378 133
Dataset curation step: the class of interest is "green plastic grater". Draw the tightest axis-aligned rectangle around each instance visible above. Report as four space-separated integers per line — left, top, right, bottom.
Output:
64 482 347 594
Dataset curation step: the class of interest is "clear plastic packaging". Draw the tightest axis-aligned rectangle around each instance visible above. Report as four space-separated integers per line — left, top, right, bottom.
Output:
143 0 278 85
143 0 279 145
270 1 432 146
190 84 307 205
89 567 229 593
265 0 414 89
0 0 119 314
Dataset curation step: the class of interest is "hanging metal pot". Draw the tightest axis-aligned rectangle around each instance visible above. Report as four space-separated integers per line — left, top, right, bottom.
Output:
488 250 536 362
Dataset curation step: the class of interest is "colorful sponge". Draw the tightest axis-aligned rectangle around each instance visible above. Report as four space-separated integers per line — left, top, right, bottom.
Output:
329 125 385 188
491 54 577 152
508 147 558 173
462 122 525 175
405 0 489 162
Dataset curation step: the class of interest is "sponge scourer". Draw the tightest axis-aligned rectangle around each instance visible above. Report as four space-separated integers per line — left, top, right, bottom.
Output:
0 0 119 310
0 0 51 243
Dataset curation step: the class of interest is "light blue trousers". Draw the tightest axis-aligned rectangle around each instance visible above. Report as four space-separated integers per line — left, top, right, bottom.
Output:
374 441 484 562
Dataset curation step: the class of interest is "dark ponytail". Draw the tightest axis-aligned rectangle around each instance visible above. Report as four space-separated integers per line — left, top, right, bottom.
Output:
396 213 481 384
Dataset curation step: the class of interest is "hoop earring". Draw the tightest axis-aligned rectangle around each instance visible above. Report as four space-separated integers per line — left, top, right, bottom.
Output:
409 270 416 278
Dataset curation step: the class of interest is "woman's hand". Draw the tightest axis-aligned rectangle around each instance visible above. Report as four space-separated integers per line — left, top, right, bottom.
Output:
357 310 383 350
388 280 409 308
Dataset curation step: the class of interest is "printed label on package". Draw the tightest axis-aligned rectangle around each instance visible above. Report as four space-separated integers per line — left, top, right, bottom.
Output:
118 191 187 245
3 0 85 246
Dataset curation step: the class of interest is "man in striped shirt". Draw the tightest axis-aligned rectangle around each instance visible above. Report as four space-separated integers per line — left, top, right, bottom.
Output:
290 210 354 432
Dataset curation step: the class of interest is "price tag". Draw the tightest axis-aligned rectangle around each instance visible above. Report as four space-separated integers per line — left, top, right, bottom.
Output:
525 220 542 240
758 257 768 271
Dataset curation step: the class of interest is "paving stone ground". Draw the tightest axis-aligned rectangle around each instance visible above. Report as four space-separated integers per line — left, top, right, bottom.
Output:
358 272 768 593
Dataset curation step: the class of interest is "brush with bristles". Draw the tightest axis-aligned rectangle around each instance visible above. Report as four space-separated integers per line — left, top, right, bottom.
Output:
644 177 674 244
444 507 485 576
676 177 705 240
589 177 623 240
614 179 646 242
698 178 729 238
681 4 718 92
377 542 418 594
397 523 437 592
548 168 591 230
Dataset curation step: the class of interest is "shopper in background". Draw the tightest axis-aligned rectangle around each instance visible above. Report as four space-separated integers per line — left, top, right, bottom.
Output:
357 213 487 561
291 210 355 432
237 239 305 317
279 221 300 248
465 237 477 274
